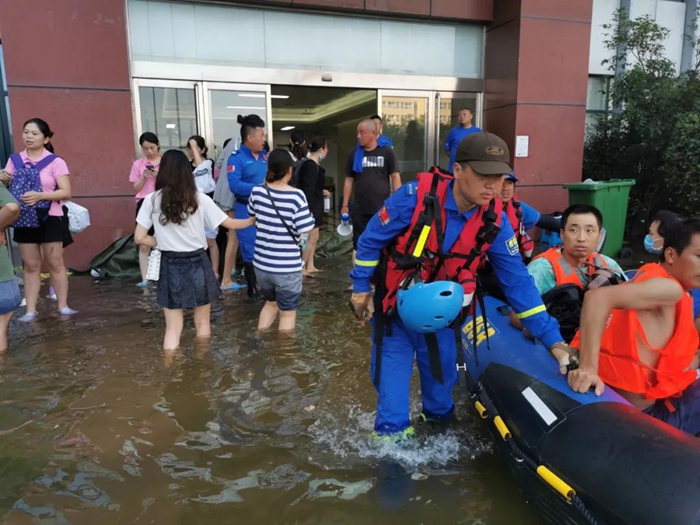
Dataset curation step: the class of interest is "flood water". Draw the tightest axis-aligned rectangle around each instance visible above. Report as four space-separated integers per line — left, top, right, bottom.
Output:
0 259 540 525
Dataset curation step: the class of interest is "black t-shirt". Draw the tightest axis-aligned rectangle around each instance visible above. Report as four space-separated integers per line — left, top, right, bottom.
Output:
345 145 398 215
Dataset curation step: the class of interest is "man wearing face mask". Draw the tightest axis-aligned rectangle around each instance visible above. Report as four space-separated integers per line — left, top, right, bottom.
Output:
644 210 700 330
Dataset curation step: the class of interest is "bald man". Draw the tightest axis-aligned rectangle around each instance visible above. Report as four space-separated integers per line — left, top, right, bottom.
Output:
343 119 401 255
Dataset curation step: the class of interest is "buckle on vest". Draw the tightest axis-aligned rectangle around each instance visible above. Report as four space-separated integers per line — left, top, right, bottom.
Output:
456 363 467 372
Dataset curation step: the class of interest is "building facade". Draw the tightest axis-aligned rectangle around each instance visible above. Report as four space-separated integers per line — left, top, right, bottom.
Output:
0 0 686 270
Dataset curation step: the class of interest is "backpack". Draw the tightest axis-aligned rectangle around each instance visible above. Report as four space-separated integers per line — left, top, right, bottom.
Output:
8 153 57 229
290 158 310 188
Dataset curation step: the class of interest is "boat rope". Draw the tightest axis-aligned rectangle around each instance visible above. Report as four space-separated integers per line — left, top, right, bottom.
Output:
463 372 600 525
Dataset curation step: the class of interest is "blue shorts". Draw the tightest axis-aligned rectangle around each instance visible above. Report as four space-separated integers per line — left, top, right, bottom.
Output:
254 268 302 311
0 279 21 315
643 378 700 437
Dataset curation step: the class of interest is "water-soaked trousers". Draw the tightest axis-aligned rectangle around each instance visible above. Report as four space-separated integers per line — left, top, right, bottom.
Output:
371 317 458 435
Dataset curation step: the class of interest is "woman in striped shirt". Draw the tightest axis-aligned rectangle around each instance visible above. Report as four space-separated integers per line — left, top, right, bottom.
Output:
247 149 315 331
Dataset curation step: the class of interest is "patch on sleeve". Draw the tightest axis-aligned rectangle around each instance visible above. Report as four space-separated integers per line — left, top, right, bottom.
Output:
404 182 416 196
227 164 235 172
505 235 519 256
379 206 391 226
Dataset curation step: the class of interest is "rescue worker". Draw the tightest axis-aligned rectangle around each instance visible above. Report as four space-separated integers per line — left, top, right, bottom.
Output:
444 108 482 173
479 170 561 300
527 204 624 296
349 132 575 439
227 114 267 298
568 218 700 436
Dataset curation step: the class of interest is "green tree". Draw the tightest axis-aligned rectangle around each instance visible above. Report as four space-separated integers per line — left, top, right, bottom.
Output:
584 8 700 225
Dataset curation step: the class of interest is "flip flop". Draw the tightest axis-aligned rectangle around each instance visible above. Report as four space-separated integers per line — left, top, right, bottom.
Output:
220 282 247 291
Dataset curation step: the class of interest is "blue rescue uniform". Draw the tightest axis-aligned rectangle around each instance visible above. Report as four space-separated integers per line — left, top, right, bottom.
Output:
519 201 541 231
351 180 564 435
444 126 482 172
227 145 268 262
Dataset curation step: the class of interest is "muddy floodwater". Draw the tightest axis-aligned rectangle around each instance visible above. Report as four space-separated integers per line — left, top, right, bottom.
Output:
0 260 540 524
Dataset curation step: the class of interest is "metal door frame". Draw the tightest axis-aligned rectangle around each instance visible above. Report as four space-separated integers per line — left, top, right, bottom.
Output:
201 82 273 150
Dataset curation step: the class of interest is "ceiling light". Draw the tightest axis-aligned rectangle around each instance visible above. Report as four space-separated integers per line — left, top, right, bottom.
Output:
226 106 266 110
166 123 176 129
271 95 289 99
238 93 265 98
280 126 295 131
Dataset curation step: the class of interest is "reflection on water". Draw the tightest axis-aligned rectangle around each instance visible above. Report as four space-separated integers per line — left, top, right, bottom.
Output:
0 261 540 524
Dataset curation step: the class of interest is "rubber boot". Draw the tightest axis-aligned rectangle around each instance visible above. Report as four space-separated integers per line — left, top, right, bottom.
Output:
244 263 258 299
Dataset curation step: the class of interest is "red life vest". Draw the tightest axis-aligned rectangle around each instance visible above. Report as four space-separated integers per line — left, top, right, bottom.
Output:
533 248 610 289
504 198 534 259
571 263 698 400
378 170 501 315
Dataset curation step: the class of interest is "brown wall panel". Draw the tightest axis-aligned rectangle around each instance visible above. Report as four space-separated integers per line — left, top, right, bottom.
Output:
7 88 136 198
292 0 365 10
520 0 593 23
516 18 591 104
0 0 130 89
491 0 521 27
430 0 493 21
483 19 520 111
365 0 430 16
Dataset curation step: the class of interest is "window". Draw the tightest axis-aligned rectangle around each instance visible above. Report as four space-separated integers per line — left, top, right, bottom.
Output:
585 75 612 137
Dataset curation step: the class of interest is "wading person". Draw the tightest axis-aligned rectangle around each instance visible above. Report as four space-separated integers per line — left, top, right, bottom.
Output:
129 131 161 286
349 132 573 440
0 118 76 321
135 150 253 350
247 149 315 332
227 114 268 298
214 137 243 291
568 218 700 437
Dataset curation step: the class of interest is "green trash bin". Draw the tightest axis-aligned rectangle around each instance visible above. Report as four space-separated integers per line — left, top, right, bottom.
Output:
562 179 636 258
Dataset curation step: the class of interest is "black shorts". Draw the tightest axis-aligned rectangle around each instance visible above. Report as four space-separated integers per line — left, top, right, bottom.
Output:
136 199 155 236
13 208 73 247
352 213 375 251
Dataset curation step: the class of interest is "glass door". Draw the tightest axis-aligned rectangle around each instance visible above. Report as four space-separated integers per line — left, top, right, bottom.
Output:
133 79 203 152
201 83 272 160
434 92 480 171
378 90 434 183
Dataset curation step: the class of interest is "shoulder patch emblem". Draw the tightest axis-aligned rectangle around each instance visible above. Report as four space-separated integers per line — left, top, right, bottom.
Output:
379 207 390 226
228 164 235 172
505 235 519 256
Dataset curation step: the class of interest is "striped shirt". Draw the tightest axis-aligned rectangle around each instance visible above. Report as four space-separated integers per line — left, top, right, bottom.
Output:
248 185 315 273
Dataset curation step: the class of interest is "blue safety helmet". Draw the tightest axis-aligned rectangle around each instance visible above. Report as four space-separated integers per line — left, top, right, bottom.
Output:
505 170 518 182
397 281 465 333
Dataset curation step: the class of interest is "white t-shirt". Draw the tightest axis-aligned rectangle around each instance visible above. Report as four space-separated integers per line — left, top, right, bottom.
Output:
136 191 227 252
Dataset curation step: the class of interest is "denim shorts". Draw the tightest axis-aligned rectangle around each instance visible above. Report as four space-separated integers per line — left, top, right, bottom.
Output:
254 268 303 311
643 378 700 437
0 279 21 315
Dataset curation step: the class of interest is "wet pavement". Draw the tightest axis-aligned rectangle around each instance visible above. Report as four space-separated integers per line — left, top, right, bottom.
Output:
0 259 540 525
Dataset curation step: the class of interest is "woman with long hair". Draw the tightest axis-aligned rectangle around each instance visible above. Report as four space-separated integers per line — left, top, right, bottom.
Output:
297 136 330 275
129 131 161 285
0 118 76 321
135 150 253 350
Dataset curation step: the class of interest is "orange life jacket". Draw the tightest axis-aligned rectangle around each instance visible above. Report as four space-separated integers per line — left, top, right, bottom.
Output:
378 170 501 315
533 248 609 289
571 263 698 400
504 198 534 259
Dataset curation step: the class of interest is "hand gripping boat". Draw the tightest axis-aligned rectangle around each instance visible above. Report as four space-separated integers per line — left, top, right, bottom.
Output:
461 296 700 525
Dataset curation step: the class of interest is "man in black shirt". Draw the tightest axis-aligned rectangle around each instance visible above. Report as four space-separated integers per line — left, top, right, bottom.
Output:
343 119 401 258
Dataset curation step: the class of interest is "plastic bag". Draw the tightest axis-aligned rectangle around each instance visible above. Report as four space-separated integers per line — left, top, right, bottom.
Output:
65 201 91 234
146 248 161 281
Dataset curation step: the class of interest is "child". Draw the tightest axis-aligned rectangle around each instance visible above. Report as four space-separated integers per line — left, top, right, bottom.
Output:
135 150 253 350
0 185 21 351
247 149 315 331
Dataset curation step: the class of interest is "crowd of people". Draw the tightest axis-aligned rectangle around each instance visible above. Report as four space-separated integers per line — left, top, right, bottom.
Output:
2 111 700 444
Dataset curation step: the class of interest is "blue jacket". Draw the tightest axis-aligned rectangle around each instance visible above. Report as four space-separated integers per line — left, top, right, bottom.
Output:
227 145 268 202
350 180 565 349
518 200 541 231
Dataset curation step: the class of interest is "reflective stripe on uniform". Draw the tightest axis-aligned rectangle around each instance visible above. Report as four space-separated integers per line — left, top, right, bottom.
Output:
356 259 379 267
516 304 547 319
